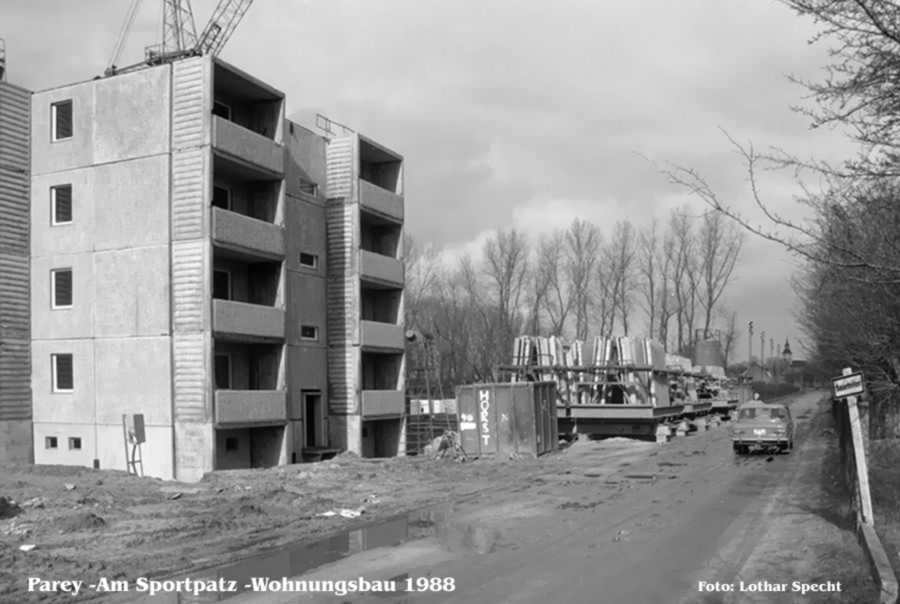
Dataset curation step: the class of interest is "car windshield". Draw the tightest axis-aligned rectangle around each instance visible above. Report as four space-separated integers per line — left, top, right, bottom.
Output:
738 406 788 421
769 407 788 420
738 408 757 420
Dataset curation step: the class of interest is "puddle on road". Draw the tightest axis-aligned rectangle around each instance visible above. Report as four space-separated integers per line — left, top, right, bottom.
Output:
150 505 498 602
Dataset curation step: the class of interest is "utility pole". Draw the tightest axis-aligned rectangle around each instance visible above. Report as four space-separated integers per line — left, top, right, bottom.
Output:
760 330 766 364
748 321 754 363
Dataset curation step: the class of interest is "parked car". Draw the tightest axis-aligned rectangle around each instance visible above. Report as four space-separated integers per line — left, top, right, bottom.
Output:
731 400 794 454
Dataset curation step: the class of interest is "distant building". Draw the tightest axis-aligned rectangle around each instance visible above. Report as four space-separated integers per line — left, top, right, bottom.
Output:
0 43 33 463
24 55 405 480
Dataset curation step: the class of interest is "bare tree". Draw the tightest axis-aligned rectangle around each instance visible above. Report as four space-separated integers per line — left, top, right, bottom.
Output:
566 219 602 340
483 229 530 367
637 219 660 338
720 308 739 369
536 230 571 336
697 211 744 337
657 232 677 349
668 209 697 353
605 221 638 336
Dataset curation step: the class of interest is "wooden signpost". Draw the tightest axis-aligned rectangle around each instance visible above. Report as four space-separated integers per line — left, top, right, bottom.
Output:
832 368 872 525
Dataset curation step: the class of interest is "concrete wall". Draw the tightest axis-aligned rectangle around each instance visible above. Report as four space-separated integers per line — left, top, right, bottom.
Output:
31 67 175 477
0 80 33 462
282 123 329 455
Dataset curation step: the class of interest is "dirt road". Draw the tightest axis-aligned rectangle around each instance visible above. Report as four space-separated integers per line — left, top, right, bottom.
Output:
221 391 875 604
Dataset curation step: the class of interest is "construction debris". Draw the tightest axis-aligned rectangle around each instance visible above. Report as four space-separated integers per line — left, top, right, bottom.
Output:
424 431 467 461
0 496 21 519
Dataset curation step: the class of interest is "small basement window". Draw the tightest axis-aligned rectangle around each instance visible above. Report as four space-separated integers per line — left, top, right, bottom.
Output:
52 353 74 392
300 325 319 341
51 100 73 141
68 437 82 450
51 184 73 225
213 270 231 300
51 268 73 309
45 436 58 449
299 253 318 269
212 185 231 210
225 437 239 452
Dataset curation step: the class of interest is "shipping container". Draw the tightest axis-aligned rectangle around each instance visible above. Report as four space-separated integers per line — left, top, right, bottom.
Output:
456 382 558 458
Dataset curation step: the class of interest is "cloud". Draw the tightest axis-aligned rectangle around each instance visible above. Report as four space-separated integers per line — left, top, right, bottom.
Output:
1 0 857 357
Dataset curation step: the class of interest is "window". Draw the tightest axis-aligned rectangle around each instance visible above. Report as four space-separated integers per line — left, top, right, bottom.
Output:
51 269 73 309
45 436 58 449
225 437 239 452
298 179 318 195
213 270 231 300
213 101 232 120
52 353 74 392
299 253 318 269
214 354 231 389
212 186 231 210
51 185 73 225
300 325 319 341
51 100 73 141
68 437 82 450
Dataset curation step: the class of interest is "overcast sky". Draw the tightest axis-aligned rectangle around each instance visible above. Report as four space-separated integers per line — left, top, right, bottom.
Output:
1 0 858 361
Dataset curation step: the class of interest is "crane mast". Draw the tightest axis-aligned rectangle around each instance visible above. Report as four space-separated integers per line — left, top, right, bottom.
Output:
196 0 254 57
105 0 255 76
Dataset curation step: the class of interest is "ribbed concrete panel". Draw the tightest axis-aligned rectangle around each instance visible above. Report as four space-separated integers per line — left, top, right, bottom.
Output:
325 200 358 343
325 199 359 415
325 136 354 200
0 83 30 173
0 339 30 420
172 240 207 332
0 254 29 339
171 148 207 241
171 57 208 152
0 170 28 252
172 333 209 421
0 82 31 434
328 346 357 414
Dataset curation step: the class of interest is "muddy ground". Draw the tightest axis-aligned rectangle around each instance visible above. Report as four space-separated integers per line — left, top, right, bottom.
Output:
0 391 886 603
0 437 588 602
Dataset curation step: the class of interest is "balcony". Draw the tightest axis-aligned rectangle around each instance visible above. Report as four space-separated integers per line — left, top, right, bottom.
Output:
213 299 284 342
212 116 284 177
361 390 405 418
359 250 403 288
360 320 404 352
212 207 285 260
215 390 287 425
359 179 403 223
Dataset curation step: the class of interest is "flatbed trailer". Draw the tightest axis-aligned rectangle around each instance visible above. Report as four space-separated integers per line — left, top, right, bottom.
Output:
709 398 739 419
557 403 686 438
497 362 727 440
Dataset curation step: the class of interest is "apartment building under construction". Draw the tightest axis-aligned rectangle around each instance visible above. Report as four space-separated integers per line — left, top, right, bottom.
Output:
16 53 406 481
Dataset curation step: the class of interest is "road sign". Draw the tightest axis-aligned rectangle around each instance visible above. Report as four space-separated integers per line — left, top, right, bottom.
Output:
832 372 864 399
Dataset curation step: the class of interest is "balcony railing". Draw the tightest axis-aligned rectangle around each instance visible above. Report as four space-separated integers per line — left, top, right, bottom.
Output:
212 116 284 176
212 208 285 260
213 299 285 341
361 390 405 418
359 250 404 287
215 389 287 425
360 320 404 351
359 179 403 222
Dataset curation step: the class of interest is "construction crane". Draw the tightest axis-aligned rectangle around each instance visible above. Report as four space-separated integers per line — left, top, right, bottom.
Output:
105 0 254 76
